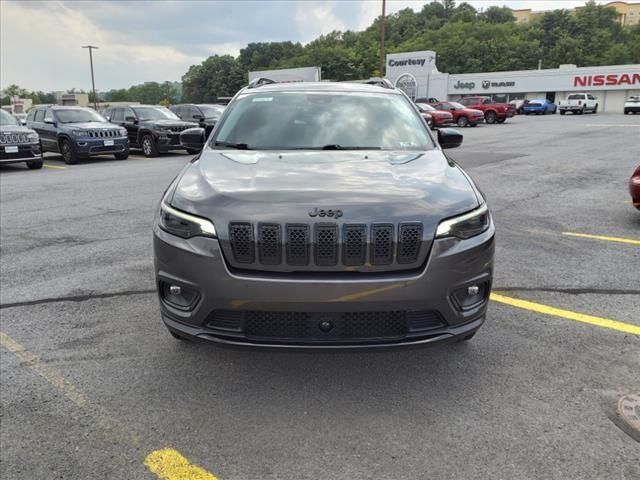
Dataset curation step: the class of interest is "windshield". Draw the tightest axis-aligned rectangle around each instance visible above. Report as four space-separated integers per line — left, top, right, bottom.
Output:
133 106 180 121
449 102 465 109
56 109 107 123
0 109 19 126
416 103 436 112
199 105 225 119
213 92 434 150
628 97 640 103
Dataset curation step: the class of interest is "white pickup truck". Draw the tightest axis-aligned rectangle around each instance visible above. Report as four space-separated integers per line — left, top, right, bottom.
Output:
558 93 598 115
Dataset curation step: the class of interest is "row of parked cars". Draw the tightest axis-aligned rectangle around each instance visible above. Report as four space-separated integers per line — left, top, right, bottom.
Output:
0 103 226 168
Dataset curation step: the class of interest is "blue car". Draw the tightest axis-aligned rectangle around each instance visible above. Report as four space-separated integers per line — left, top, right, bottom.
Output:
522 98 557 115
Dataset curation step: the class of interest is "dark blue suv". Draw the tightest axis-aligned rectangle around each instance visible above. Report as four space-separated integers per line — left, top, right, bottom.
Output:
26 106 129 164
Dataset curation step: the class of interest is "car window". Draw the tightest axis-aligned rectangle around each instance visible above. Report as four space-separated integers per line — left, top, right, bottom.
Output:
34 109 45 122
214 91 434 151
568 94 585 100
123 108 136 120
588 94 595 100
132 106 179 121
171 106 183 118
55 109 107 123
44 109 54 123
27 109 36 121
186 106 200 120
111 108 124 122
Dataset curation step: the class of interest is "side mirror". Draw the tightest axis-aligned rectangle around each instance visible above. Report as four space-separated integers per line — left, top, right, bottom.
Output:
193 114 205 121
125 116 137 123
105 116 111 121
44 119 56 126
438 128 463 149
180 127 205 152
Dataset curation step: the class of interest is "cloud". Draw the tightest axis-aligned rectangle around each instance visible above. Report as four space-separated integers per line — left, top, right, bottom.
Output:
295 1 348 41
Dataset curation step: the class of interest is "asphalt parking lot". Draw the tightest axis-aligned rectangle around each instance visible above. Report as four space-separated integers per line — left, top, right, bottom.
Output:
1 113 639 479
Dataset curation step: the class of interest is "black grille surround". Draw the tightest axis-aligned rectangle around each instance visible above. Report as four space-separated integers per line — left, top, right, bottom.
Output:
206 309 446 344
226 221 427 271
87 130 121 138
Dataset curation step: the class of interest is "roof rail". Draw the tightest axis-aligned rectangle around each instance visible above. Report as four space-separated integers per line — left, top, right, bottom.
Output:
363 77 394 89
247 78 277 89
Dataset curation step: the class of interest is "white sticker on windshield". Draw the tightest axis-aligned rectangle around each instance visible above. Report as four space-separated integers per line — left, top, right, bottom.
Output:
253 97 273 102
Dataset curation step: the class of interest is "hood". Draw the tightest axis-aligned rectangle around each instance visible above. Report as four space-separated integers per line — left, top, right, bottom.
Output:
0 124 36 134
463 108 484 115
62 122 122 129
172 149 479 226
142 119 198 128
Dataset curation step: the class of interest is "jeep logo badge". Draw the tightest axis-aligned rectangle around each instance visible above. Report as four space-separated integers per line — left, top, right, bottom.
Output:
309 207 343 219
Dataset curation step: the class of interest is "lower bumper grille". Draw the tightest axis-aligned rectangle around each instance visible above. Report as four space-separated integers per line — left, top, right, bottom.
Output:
206 309 445 342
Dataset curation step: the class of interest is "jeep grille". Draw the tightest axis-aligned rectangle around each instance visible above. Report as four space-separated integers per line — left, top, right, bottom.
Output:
0 133 29 144
87 130 121 138
227 222 425 270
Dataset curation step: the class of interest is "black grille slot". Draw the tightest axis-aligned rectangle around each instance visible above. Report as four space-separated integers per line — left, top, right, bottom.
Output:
245 311 311 338
407 311 445 331
397 223 423 264
258 223 282 265
314 224 338 266
207 311 243 332
371 224 394 265
286 224 310 266
343 225 366 266
229 222 254 263
340 311 407 338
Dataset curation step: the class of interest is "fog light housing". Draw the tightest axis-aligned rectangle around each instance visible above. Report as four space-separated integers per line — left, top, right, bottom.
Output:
159 281 200 311
452 282 489 311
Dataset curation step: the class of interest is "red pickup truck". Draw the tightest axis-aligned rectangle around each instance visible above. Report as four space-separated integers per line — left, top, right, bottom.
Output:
458 96 515 124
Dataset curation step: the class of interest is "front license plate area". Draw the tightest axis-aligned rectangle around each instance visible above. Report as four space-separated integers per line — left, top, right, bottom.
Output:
104 139 114 146
5 146 19 153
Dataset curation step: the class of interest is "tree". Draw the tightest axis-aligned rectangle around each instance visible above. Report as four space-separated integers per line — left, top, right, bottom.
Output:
481 6 516 24
182 55 246 103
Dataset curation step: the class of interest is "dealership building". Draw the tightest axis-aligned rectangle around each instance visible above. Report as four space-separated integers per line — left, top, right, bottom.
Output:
385 50 640 113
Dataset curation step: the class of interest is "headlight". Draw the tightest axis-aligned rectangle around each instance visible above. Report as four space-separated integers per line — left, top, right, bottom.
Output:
27 132 39 143
435 203 490 240
154 128 170 135
119 128 127 137
71 130 88 138
159 200 216 239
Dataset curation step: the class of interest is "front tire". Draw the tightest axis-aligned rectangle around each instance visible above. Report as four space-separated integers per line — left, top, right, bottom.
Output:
456 116 469 127
593 104 598 114
26 160 43 169
560 110 566 115
60 139 78 164
141 134 158 158
485 111 497 124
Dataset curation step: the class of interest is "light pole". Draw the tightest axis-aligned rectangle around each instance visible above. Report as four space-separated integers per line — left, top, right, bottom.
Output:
82 45 99 110
379 0 386 77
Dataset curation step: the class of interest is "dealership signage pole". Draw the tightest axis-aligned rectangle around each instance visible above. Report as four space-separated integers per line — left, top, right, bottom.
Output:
82 45 99 110
380 0 386 77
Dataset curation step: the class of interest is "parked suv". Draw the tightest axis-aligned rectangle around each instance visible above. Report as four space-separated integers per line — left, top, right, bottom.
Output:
103 105 197 157
26 106 128 164
431 101 484 127
169 104 225 137
154 81 494 349
0 109 43 169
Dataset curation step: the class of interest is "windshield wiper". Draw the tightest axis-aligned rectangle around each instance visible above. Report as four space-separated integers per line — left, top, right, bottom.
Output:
214 141 251 150
320 145 381 150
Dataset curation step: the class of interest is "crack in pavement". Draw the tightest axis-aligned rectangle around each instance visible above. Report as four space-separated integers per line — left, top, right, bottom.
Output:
495 287 640 295
0 289 157 309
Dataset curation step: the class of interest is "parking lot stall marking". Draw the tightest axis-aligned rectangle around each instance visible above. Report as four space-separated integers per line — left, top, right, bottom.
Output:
43 163 66 169
562 232 640 246
490 293 640 336
145 448 219 480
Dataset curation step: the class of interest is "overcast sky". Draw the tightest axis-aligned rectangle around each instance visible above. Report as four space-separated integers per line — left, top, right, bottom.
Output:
1 0 601 92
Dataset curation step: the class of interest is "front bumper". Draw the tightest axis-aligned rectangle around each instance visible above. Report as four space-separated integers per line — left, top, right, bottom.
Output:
153 221 495 349
624 106 640 113
74 137 129 157
156 133 188 152
0 143 41 164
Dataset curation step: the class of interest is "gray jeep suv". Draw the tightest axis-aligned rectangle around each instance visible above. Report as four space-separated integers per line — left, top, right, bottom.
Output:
153 81 495 349
0 109 42 169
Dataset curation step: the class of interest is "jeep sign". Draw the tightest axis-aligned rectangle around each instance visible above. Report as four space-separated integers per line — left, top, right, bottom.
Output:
453 81 476 90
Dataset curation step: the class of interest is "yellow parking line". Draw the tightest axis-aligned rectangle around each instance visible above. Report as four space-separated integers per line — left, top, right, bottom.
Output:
491 293 640 336
43 163 66 169
562 231 640 246
145 448 219 480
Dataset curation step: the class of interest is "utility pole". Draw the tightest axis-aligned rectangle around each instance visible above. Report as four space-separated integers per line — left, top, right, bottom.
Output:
82 45 99 110
380 0 386 77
